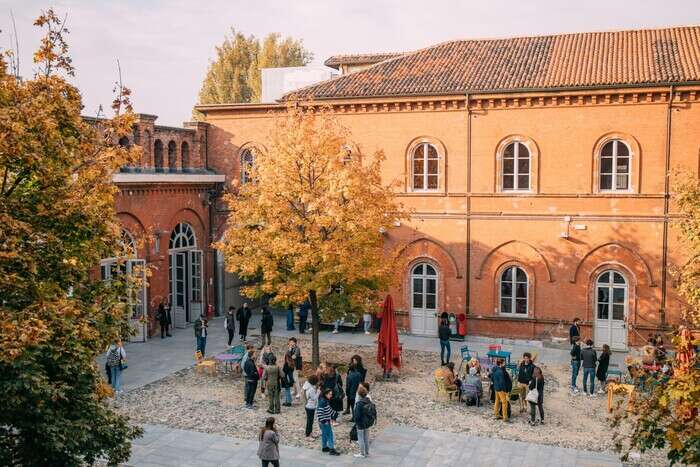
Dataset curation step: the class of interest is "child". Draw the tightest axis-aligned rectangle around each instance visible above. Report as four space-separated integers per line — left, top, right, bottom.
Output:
317 388 340 456
570 335 582 393
596 344 611 394
281 354 295 407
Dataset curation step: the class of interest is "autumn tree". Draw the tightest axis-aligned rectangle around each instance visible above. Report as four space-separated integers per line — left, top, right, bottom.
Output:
611 171 700 465
197 30 312 106
217 105 406 366
0 10 142 465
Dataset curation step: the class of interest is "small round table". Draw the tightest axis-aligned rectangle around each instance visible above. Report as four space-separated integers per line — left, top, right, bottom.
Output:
214 353 241 374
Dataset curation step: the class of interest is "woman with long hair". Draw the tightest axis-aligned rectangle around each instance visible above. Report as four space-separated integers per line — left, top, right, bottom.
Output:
527 366 545 425
257 417 280 467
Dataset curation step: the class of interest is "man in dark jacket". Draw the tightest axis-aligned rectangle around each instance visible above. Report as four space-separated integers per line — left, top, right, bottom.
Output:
516 352 535 413
438 318 451 365
259 306 273 349
243 349 259 409
237 303 252 341
345 364 362 416
194 314 208 356
156 302 169 338
298 301 309 334
569 318 581 345
491 359 510 422
353 386 373 458
581 339 598 395
570 335 582 393
224 306 236 346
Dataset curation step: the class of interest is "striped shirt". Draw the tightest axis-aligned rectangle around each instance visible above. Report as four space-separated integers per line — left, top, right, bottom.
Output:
316 397 336 424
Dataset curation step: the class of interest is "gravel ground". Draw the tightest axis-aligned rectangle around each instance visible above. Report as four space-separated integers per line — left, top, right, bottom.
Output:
115 335 669 465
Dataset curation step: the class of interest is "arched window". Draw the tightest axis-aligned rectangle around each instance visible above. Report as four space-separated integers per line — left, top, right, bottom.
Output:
499 266 528 315
411 263 437 312
154 139 163 170
167 140 177 170
181 141 190 169
120 228 137 257
169 223 196 250
599 140 630 191
411 143 439 191
502 142 530 191
240 148 254 184
596 270 627 321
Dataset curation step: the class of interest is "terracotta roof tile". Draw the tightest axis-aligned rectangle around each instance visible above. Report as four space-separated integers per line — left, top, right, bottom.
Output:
288 26 700 100
324 52 405 68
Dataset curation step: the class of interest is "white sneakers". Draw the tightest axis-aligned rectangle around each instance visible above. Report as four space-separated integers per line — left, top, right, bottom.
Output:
332 329 339 334
364 331 370 335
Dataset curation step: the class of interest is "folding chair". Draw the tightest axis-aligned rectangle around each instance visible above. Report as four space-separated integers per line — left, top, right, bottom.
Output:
458 346 472 373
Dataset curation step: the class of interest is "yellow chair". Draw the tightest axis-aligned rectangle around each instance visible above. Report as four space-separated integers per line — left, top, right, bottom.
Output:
435 377 459 402
195 359 216 376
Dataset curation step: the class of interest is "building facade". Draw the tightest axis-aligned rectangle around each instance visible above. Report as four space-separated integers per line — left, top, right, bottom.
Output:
196 26 700 349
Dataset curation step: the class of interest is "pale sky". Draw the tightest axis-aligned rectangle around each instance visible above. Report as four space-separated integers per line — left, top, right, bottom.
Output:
3 0 700 126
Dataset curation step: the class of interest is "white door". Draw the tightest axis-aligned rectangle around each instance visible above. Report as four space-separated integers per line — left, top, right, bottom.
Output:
127 259 147 342
595 270 628 350
189 250 203 321
410 263 438 336
170 252 187 328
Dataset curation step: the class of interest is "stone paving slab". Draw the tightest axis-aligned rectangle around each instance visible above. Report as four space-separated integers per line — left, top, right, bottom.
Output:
125 424 621 467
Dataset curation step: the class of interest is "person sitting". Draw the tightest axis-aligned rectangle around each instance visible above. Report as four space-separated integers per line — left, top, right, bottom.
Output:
468 357 481 375
463 366 483 405
444 362 460 394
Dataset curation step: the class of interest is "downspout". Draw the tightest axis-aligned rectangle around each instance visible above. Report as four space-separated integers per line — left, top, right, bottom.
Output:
465 93 472 315
660 85 673 327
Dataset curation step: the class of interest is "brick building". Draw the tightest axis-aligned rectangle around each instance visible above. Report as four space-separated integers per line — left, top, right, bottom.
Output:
194 25 700 349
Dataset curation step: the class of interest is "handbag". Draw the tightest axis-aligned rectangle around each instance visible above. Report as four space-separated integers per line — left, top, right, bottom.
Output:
526 387 539 403
349 424 358 441
119 357 128 370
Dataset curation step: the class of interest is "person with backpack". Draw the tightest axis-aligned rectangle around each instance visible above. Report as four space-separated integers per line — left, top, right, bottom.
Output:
262 354 282 414
105 340 126 398
596 344 611 394
237 303 252 341
516 352 535 413
281 354 295 407
257 417 280 467
317 388 340 456
581 338 598 396
243 349 259 409
286 337 303 398
353 385 376 458
527 366 545 425
345 362 362 416
224 306 236 346
491 358 510 422
259 306 274 349
302 374 320 438
570 335 582 393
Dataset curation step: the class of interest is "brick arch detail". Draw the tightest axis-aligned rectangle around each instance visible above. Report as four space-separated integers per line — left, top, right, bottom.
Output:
167 208 207 249
476 240 553 282
396 237 461 278
571 242 654 286
117 211 148 257
590 131 641 193
584 262 638 325
492 260 537 317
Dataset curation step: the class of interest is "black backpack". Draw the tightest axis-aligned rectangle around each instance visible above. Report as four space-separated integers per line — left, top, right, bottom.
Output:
362 400 377 428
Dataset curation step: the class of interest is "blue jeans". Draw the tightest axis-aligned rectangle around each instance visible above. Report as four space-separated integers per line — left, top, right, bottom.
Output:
286 309 295 330
319 422 334 449
299 314 307 334
110 365 122 393
284 387 292 404
571 360 580 389
364 320 371 333
583 368 595 394
197 336 207 356
357 428 370 456
440 339 451 363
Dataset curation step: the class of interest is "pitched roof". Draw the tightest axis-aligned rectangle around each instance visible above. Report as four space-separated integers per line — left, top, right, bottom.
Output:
324 52 405 69
288 26 700 100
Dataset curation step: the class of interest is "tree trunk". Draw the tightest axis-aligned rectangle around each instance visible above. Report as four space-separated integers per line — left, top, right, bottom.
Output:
309 290 320 367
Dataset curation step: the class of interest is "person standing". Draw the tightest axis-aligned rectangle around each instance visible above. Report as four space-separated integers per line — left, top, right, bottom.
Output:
527 366 545 425
225 306 236 346
262 354 282 414
286 304 295 331
345 362 362 416
323 365 344 419
596 344 611 394
570 335 582 393
516 352 535 413
281 354 295 407
351 354 367 382
156 302 168 339
244 349 259 409
257 417 280 467
569 317 581 345
317 388 340 455
259 306 273 349
194 314 208 357
303 374 320 438
353 385 375 458
286 337 303 398
237 303 252 341
581 339 598 396
105 340 126 398
362 310 372 335
298 301 309 334
438 318 451 365
491 359 510 422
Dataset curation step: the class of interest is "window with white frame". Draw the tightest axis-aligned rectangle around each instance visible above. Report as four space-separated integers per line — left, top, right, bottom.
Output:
499 266 528 315
599 139 630 191
502 142 530 191
411 143 439 191
240 148 254 184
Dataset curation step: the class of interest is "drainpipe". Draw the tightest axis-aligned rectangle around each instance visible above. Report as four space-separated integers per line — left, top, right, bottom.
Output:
660 85 674 327
465 93 472 315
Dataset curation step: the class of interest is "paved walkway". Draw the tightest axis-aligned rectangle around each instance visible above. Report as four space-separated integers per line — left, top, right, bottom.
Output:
128 424 621 467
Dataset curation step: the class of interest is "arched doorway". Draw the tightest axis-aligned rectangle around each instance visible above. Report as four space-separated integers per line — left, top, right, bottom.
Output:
169 223 203 328
410 262 439 336
594 270 628 350
100 229 148 342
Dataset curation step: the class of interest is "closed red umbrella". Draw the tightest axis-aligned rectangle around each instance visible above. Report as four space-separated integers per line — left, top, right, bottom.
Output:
377 294 401 376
